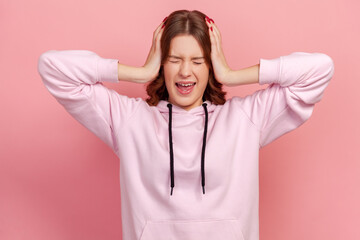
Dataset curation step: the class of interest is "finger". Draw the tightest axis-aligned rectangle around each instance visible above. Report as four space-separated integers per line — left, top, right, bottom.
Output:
211 26 223 55
153 23 163 41
210 22 222 45
155 27 164 49
206 19 222 56
157 20 166 39
153 18 166 40
206 19 222 48
205 18 218 51
207 18 220 36
151 21 165 52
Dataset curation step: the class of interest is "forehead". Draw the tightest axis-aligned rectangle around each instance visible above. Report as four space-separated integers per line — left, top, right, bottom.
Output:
169 34 204 57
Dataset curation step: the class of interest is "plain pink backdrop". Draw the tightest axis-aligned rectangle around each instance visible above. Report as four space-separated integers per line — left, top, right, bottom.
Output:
1 0 359 239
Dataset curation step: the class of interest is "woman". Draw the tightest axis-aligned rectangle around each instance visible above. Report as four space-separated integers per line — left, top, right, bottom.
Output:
38 9 334 240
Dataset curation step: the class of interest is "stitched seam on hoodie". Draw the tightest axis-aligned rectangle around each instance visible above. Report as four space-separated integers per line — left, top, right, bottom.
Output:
95 57 120 154
111 98 146 156
236 104 261 133
259 104 290 148
113 96 143 148
82 90 120 154
44 55 119 155
235 103 261 149
95 57 144 130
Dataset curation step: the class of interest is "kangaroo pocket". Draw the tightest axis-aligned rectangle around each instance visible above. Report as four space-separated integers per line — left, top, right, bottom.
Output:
139 218 245 240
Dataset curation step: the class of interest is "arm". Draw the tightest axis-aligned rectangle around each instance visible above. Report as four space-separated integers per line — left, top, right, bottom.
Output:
117 62 152 83
38 50 143 153
204 20 334 147
226 64 260 86
37 23 164 152
232 52 335 148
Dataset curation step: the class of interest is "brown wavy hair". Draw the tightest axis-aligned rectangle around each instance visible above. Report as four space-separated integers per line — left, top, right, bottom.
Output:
145 9 227 106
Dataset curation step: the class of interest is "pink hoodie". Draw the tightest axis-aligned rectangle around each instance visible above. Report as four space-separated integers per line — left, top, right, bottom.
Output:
38 50 334 240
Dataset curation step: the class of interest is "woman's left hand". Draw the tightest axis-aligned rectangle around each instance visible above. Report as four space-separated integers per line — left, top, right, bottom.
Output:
205 17 234 86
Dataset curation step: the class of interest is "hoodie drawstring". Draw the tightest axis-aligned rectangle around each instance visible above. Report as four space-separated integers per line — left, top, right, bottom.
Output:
166 102 208 196
201 103 208 194
167 103 175 195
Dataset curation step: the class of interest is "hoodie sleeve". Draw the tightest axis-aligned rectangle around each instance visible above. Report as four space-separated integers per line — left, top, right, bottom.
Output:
37 50 142 153
234 52 334 148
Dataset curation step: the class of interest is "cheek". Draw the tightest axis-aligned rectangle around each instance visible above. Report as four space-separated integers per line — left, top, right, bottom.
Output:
163 64 178 77
163 66 175 90
164 77 173 92
197 68 209 85
163 66 171 85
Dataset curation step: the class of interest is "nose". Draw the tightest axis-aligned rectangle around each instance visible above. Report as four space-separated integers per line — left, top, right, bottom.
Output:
179 61 191 78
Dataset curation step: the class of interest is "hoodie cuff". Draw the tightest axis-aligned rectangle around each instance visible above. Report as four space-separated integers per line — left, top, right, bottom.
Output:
97 57 119 83
259 56 281 85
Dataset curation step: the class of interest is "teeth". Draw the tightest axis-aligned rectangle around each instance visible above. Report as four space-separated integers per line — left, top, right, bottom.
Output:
177 83 195 87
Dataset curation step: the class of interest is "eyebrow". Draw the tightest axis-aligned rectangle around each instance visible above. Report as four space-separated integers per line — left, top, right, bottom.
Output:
168 55 205 60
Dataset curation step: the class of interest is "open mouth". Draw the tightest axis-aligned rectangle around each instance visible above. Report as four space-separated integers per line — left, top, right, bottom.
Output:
175 82 196 95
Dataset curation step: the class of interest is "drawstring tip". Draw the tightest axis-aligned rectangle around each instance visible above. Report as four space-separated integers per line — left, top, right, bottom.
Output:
170 187 174 196
202 186 205 194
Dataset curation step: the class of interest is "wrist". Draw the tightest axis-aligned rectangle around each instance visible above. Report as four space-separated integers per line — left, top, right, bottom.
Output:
142 65 160 82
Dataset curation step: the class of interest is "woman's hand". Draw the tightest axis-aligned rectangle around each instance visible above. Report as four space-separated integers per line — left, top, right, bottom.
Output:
205 17 235 86
118 20 165 83
141 19 166 82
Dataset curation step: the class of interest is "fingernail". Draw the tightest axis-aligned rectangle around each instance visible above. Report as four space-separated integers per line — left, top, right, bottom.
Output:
162 16 168 23
205 16 210 23
161 24 165 29
210 26 213 31
210 19 214 23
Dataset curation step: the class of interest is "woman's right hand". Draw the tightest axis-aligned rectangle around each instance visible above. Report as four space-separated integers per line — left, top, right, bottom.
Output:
141 20 165 82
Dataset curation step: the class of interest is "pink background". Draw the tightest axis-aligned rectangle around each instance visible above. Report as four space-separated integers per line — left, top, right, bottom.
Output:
1 0 359 239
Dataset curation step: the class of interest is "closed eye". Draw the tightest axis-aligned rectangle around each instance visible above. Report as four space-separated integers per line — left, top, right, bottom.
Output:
169 61 203 65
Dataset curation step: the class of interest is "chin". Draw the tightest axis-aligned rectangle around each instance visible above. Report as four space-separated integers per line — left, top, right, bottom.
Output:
171 95 202 109
173 98 193 106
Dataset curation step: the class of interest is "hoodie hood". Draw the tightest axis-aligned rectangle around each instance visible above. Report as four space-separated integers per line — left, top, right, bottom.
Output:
156 99 216 196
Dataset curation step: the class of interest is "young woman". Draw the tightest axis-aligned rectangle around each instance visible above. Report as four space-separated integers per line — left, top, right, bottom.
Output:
38 9 334 240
